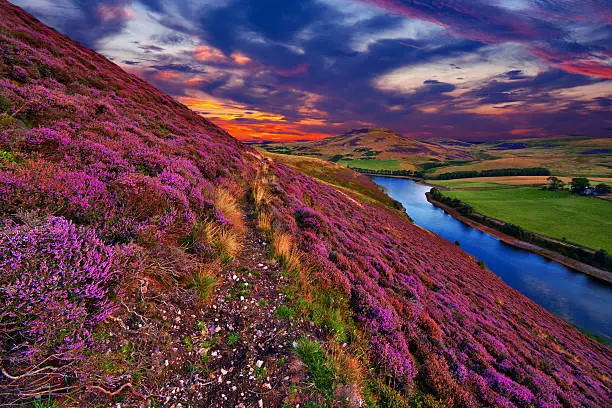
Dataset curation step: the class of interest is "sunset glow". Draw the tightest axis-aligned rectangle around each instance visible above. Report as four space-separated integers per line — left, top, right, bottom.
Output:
12 0 612 141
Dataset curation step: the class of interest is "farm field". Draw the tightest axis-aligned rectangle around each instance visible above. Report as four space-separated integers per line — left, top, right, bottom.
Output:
430 175 612 188
263 130 612 177
441 184 612 252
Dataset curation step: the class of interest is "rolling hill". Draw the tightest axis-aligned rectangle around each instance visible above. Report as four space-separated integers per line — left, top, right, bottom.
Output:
0 2 610 407
262 128 481 171
262 129 612 177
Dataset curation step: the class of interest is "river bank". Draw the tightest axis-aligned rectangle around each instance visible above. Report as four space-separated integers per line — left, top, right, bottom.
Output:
425 192 612 284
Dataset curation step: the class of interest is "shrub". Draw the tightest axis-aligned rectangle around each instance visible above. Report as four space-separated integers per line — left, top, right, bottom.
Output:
0 217 131 366
294 206 326 234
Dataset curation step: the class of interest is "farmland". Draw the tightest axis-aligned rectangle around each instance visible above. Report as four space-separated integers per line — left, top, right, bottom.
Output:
261 130 612 178
437 182 612 252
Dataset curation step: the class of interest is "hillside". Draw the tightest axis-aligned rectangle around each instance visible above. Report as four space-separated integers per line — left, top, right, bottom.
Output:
263 130 612 177
0 2 611 407
263 128 480 172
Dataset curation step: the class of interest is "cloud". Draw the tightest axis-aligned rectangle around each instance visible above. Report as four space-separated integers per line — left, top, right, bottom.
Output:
364 0 612 78
11 0 612 141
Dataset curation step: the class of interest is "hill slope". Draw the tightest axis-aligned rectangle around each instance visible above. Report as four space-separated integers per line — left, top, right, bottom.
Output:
0 2 610 407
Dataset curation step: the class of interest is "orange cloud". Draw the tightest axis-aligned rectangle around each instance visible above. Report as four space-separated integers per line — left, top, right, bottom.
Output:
212 120 331 142
179 94 330 142
510 128 546 137
194 45 227 63
154 70 182 82
231 52 252 65
276 64 309 77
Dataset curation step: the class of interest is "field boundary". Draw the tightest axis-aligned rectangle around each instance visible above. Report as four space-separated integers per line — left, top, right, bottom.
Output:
426 193 612 283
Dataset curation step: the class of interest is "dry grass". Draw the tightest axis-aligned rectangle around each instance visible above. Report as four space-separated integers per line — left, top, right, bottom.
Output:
251 179 270 208
256 211 272 233
330 342 366 394
214 188 244 232
203 221 243 262
272 231 301 272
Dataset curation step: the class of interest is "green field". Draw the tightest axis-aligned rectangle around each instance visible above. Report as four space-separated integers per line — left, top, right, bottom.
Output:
338 159 402 170
429 180 515 189
442 186 612 252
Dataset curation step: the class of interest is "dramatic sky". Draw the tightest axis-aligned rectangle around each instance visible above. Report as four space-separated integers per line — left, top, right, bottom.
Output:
11 0 612 141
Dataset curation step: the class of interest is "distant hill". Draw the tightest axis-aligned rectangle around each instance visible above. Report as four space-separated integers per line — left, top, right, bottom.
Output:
262 128 480 172
262 129 612 177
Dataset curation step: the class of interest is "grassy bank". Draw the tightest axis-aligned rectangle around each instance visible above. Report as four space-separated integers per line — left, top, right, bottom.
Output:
433 182 611 252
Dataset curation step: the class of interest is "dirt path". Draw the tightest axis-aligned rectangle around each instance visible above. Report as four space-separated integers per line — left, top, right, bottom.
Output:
83 224 321 407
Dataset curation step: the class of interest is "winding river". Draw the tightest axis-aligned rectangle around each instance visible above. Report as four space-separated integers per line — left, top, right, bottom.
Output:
372 176 612 343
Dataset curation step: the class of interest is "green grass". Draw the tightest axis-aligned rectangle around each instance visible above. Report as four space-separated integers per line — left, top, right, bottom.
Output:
190 272 219 302
275 305 296 320
295 338 337 397
338 159 402 171
227 332 239 346
428 180 515 189
444 187 612 252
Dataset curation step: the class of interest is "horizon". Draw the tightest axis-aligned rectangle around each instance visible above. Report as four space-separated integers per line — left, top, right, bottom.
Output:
10 0 612 142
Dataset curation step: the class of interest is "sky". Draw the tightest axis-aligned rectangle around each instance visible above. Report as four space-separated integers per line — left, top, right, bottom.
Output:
10 0 612 141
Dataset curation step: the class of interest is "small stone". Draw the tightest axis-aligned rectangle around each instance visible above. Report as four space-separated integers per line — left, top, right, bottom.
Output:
258 399 263 408
221 368 228 375
256 360 264 368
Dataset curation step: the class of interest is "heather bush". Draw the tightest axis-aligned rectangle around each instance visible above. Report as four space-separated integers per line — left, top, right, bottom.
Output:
0 217 136 366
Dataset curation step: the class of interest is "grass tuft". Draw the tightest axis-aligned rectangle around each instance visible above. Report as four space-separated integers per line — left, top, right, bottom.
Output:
272 231 300 271
191 263 219 302
215 188 245 232
275 305 296 320
257 211 272 234
204 222 242 263
295 338 337 396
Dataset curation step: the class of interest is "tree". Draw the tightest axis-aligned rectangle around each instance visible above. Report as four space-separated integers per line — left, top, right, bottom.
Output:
594 183 611 195
546 176 565 191
570 177 590 194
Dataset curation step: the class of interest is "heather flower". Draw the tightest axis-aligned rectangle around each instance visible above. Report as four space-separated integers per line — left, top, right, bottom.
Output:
0 217 135 365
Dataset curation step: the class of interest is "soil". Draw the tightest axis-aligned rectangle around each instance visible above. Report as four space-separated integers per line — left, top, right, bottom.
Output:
80 226 326 407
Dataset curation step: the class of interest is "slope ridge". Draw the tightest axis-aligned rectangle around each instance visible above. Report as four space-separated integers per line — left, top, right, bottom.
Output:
0 2 610 407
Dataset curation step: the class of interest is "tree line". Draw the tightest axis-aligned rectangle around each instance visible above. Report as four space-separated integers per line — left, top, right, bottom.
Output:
434 167 551 180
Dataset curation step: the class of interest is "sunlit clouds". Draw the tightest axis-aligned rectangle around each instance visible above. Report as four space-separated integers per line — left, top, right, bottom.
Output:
11 0 612 141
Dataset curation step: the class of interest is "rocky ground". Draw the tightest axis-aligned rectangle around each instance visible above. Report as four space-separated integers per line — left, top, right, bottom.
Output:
82 226 325 407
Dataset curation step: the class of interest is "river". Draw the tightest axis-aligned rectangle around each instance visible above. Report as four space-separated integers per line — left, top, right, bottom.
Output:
372 176 612 343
